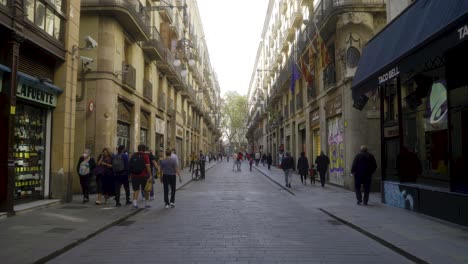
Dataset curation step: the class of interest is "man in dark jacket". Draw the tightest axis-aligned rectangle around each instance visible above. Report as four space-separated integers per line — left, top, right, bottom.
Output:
113 145 131 207
315 151 330 188
266 153 273 170
297 152 309 185
282 152 294 188
351 145 377 205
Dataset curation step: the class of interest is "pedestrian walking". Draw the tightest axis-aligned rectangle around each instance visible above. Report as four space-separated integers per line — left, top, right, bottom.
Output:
237 152 243 171
297 152 309 185
112 145 131 207
266 153 273 170
232 152 238 171
282 152 294 188
160 148 182 208
262 153 267 166
199 151 206 179
249 155 254 171
351 145 377 205
255 151 260 166
189 152 197 172
76 149 96 203
147 147 160 201
129 144 152 209
94 148 114 204
309 164 316 185
315 151 330 188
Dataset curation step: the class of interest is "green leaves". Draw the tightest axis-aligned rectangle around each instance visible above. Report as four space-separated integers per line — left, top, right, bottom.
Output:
220 92 248 146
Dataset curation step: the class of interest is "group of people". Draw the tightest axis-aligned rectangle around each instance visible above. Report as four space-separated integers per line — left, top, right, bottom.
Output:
281 145 377 205
76 145 183 209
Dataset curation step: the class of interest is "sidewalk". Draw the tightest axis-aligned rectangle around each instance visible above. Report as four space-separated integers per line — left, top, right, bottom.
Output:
0 161 219 264
254 164 468 264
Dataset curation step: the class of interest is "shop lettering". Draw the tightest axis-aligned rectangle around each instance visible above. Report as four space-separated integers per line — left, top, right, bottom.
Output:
17 84 55 106
378 67 400 84
458 25 468 40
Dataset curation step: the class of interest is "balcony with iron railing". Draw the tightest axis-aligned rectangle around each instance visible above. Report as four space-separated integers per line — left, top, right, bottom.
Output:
296 93 303 111
314 0 385 28
142 26 165 61
81 0 150 41
157 0 174 23
143 80 152 102
170 15 182 39
323 63 337 89
158 93 166 109
291 0 303 28
122 62 136 90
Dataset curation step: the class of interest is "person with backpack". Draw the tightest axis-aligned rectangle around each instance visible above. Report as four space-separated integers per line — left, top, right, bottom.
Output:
112 145 131 207
76 149 96 203
160 148 182 208
129 144 152 209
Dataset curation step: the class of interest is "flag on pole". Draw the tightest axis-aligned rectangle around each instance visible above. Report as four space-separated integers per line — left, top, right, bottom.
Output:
291 58 300 94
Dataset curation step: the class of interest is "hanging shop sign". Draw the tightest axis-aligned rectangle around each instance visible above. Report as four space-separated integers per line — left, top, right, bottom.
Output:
326 96 342 118
298 122 306 131
17 81 56 107
310 109 320 127
155 117 165 135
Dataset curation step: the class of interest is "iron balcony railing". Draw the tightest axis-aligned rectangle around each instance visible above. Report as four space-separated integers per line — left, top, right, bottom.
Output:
314 0 385 27
81 0 150 41
158 93 166 109
143 80 152 101
323 63 337 89
142 26 165 61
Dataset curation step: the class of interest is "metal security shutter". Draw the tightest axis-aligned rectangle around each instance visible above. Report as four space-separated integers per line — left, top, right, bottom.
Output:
18 46 55 81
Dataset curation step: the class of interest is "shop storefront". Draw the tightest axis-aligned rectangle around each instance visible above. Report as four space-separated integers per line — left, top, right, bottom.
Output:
12 71 61 203
352 0 468 226
155 116 165 152
309 108 320 161
140 111 149 147
117 101 132 152
326 96 344 186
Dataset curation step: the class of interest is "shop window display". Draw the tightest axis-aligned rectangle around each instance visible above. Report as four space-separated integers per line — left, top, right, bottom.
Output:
382 81 400 181
14 104 46 200
400 74 449 186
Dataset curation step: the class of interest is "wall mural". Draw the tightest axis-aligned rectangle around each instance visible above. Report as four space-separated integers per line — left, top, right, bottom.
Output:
383 182 416 211
328 117 344 184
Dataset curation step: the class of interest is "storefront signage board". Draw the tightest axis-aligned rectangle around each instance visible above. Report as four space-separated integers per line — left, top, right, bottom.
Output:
17 82 56 107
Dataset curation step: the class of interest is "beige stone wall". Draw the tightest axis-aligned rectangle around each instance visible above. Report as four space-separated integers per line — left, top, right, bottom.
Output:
51 0 81 198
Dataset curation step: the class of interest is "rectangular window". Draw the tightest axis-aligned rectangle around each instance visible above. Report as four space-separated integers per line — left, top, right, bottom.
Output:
400 73 449 186
0 0 6 6
45 8 55 36
35 1 46 30
54 15 64 41
383 80 400 182
25 0 35 22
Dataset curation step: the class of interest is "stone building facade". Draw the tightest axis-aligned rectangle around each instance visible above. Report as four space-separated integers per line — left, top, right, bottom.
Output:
0 0 80 214
247 0 386 190
75 0 221 192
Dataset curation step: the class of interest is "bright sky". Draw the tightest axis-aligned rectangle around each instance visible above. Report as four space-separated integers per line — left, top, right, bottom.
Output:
196 0 269 97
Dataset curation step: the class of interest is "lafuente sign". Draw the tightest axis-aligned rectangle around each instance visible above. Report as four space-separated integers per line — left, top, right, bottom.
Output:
17 81 56 107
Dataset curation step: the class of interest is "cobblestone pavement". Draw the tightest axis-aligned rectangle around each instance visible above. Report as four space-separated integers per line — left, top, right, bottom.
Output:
49 161 410 264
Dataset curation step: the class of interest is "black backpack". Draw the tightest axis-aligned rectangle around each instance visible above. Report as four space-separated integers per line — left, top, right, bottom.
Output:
129 153 146 174
112 154 125 173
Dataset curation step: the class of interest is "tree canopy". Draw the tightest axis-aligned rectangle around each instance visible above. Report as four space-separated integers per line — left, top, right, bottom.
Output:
220 91 248 151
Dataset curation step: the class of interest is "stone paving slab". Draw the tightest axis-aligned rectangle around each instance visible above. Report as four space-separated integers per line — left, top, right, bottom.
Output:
253 162 468 264
0 161 219 264
49 161 410 264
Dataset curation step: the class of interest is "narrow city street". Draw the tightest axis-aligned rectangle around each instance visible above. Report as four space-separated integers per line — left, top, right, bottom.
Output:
48 161 409 264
